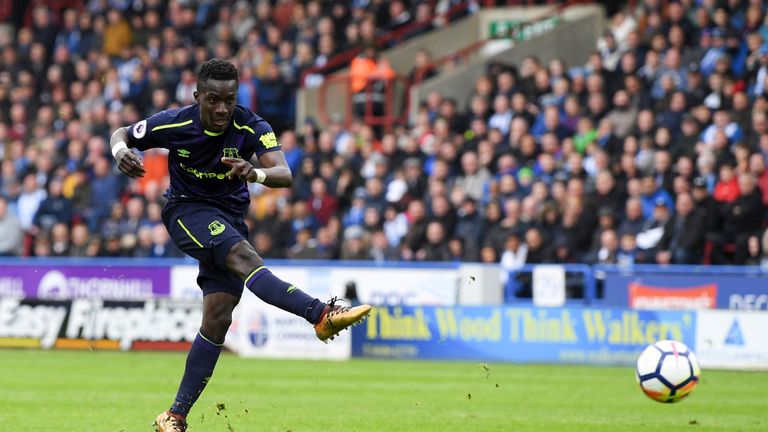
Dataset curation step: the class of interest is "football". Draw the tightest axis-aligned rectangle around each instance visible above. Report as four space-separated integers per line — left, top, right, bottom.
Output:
636 340 701 403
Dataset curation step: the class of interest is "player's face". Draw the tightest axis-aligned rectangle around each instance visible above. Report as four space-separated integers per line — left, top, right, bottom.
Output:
195 79 238 132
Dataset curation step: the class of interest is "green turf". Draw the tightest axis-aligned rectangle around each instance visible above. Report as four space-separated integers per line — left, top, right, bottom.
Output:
0 349 766 432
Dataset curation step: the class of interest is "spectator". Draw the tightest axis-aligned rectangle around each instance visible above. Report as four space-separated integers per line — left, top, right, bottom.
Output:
636 198 673 261
50 223 70 257
418 221 450 261
713 163 740 204
722 174 765 264
68 223 91 257
593 171 622 215
588 229 620 264
524 227 554 264
33 235 52 257
658 192 706 264
307 177 339 227
617 233 640 267
409 49 437 84
89 157 121 231
488 95 513 136
386 0 412 32
454 197 482 260
589 207 618 253
0 196 22 255
454 152 491 201
16 172 46 233
340 226 369 260
148 224 183 258
749 153 768 207
342 193 367 228
103 9 132 57
640 174 674 219
33 177 73 231
744 235 763 266
429 194 456 237
369 229 399 262
314 226 339 259
701 110 743 147
350 45 395 120
383 205 408 248
606 90 638 138
401 200 429 260
500 233 527 284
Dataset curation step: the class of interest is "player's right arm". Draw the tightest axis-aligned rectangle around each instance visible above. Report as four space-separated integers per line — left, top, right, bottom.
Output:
110 127 146 178
110 111 173 178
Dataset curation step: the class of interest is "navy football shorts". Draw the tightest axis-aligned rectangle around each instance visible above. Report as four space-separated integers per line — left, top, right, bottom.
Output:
162 200 248 297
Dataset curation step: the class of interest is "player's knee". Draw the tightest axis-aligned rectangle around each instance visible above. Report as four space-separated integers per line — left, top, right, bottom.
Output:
226 240 264 279
202 314 232 341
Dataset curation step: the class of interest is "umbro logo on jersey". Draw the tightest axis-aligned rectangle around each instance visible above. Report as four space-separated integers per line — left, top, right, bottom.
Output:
177 149 190 158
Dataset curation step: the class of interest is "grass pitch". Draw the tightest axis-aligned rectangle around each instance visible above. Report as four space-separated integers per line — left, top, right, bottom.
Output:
0 349 766 431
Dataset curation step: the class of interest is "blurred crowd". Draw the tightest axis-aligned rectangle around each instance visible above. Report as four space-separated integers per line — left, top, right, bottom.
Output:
0 0 473 259
1 0 768 269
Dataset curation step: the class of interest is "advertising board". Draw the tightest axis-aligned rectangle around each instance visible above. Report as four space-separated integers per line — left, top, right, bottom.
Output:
172 263 459 360
226 294 350 360
604 273 768 310
695 310 768 370
0 298 200 351
0 264 170 300
171 264 458 305
352 305 696 365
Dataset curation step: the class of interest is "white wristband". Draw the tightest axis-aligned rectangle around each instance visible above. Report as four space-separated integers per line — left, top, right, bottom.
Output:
253 168 267 184
111 141 128 158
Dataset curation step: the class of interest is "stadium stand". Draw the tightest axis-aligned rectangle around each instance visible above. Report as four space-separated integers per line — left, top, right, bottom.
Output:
0 0 767 269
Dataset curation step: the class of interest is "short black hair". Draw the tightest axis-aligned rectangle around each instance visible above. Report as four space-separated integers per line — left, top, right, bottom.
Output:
196 59 238 86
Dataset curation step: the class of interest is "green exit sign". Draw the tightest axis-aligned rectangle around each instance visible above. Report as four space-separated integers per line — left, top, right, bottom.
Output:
489 16 560 40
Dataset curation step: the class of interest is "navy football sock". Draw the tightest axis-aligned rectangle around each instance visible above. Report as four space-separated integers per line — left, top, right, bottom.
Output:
245 266 324 323
169 330 222 417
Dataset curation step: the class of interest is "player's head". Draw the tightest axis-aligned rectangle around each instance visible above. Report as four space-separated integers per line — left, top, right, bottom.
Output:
194 59 239 133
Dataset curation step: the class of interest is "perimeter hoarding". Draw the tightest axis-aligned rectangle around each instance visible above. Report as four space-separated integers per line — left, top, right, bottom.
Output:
173 263 459 360
0 298 201 351
604 273 768 310
171 264 459 305
226 294 351 360
0 265 170 300
695 309 768 370
352 305 696 365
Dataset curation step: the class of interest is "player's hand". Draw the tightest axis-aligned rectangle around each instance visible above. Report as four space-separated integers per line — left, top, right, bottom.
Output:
221 157 256 182
116 148 146 178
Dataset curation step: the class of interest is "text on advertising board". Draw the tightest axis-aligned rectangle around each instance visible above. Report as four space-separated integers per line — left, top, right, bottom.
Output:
353 306 695 365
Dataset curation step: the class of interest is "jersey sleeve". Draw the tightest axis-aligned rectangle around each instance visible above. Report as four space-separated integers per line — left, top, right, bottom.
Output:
125 110 175 151
251 120 281 157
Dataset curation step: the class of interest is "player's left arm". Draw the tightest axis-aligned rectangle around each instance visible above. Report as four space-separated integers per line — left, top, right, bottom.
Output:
221 151 292 188
221 115 293 188
256 150 293 188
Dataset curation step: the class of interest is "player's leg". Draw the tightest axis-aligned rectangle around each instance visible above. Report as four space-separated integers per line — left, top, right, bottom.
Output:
225 240 324 321
155 203 242 431
225 240 371 341
156 287 240 432
169 292 238 417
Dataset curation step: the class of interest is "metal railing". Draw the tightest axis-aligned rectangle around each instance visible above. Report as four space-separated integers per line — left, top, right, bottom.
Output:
316 73 411 133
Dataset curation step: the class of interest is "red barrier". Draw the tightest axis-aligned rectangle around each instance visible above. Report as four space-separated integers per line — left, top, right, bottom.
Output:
317 73 411 134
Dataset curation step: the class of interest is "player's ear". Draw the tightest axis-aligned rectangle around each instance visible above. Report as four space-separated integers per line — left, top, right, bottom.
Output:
193 90 199 103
